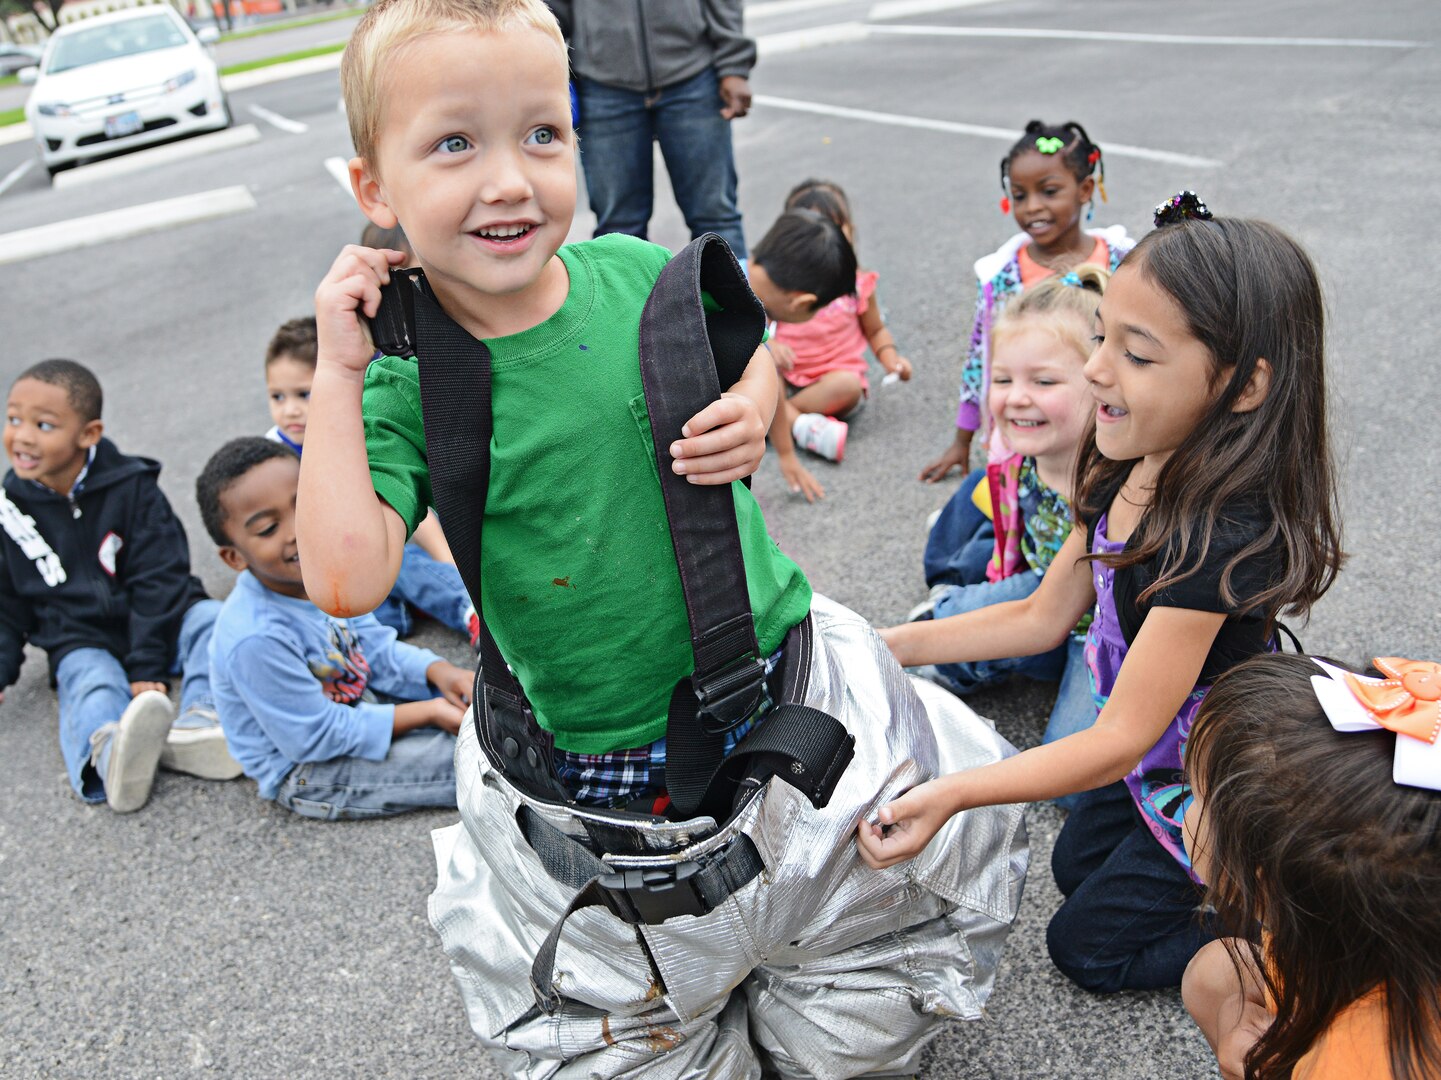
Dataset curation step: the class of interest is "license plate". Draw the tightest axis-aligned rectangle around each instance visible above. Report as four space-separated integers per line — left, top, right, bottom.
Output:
103 110 142 138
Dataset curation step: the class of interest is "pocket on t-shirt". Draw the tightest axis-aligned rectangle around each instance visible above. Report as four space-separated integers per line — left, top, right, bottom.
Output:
629 394 662 485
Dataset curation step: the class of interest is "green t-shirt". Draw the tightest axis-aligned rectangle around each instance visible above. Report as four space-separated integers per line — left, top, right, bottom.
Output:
363 234 813 753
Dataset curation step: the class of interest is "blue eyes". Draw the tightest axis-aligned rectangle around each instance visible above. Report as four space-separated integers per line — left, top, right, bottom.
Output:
439 135 470 154
526 126 556 145
436 128 559 154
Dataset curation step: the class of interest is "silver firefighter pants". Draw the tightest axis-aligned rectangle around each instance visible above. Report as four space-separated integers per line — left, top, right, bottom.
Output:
429 595 1029 1079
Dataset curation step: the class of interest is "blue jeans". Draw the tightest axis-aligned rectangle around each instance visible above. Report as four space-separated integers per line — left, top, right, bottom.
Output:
923 468 994 588
1046 781 1214 992
56 598 220 803
373 544 472 638
273 727 457 820
577 68 746 259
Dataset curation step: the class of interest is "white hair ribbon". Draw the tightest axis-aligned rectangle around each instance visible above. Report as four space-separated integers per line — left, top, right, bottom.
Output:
1311 658 1441 792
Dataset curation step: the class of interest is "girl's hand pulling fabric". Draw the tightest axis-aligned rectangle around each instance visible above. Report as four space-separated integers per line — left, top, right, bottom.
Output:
856 776 955 868
767 340 796 372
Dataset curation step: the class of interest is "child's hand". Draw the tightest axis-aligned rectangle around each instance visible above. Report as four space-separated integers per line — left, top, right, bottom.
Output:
856 776 956 869
778 451 825 502
919 430 973 484
314 244 408 377
427 660 473 711
767 340 796 372
426 697 465 735
887 356 914 381
129 681 166 697
671 392 766 485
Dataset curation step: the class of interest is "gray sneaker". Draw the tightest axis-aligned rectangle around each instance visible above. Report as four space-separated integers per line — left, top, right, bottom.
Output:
91 691 175 813
161 706 242 780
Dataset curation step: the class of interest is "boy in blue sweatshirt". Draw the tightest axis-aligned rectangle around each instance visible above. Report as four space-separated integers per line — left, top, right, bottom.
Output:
198 437 471 819
1 359 233 813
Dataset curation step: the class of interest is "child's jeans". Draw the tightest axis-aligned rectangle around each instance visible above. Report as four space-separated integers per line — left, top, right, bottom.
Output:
923 467 994 588
56 598 220 803
272 727 457 821
1046 781 1214 992
373 543 472 639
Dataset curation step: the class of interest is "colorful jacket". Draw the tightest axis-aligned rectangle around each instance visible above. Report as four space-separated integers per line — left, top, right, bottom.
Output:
957 225 1134 435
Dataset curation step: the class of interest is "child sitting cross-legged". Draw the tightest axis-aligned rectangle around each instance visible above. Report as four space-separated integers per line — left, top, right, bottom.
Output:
197 437 472 820
1 359 234 813
262 315 479 646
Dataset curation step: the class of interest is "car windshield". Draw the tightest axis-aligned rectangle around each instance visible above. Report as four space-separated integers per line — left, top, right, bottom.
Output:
46 15 189 74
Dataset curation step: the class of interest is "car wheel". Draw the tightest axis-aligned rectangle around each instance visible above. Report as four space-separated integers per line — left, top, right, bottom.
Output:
45 160 75 180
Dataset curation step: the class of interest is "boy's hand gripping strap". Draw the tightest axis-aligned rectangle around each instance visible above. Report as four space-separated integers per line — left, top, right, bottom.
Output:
637 234 770 818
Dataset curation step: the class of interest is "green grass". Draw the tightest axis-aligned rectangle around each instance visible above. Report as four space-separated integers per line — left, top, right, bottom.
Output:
219 40 344 76
0 105 24 128
0 74 17 89
219 7 361 43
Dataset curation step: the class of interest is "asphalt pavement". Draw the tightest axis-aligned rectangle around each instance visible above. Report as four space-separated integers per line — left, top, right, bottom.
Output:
2 0 1438 1076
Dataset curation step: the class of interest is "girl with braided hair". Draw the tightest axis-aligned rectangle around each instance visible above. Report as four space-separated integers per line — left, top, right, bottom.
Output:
919 119 1133 485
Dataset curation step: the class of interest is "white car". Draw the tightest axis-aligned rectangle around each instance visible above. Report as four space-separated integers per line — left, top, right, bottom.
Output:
22 7 228 177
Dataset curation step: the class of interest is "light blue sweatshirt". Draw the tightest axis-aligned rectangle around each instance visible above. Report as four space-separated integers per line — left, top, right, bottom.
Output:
209 571 441 799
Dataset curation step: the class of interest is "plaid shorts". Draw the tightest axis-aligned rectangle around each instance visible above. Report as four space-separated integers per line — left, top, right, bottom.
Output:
554 649 782 811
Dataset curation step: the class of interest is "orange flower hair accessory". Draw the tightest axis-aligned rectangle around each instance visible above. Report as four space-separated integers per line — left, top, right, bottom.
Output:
1312 658 1441 791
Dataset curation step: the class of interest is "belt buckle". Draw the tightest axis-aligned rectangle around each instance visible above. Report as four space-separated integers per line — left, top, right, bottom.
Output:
694 656 767 735
598 862 708 924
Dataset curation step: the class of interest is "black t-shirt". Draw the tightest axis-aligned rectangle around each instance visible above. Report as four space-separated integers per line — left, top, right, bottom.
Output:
1084 481 1283 685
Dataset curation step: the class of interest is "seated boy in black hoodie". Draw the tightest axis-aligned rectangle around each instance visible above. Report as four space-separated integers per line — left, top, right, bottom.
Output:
0 360 236 813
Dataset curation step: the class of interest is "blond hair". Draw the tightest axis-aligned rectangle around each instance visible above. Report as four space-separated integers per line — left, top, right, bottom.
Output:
341 0 565 164
991 263 1110 363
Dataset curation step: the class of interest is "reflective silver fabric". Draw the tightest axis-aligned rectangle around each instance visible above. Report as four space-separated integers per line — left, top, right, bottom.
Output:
430 595 1029 1079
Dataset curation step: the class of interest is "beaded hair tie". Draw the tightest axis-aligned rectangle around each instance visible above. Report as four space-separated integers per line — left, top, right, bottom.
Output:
1154 190 1212 227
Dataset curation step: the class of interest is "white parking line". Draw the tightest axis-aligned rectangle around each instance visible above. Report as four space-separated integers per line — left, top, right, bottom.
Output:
758 22 871 55
753 95 1223 168
52 124 262 190
0 158 34 199
748 0 857 17
324 156 354 199
0 185 256 265
869 0 1002 18
868 24 1429 48
248 104 309 134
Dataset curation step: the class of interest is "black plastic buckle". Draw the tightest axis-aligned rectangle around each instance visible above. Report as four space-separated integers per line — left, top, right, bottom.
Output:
597 862 709 925
693 655 767 735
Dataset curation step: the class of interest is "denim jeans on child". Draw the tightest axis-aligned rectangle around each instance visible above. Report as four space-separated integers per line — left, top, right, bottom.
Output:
923 467 995 588
372 543 472 638
57 598 220 802
1046 780 1214 992
576 68 747 260
272 726 457 820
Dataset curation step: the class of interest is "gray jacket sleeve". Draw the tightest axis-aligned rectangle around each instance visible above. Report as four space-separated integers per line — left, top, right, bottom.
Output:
703 0 756 79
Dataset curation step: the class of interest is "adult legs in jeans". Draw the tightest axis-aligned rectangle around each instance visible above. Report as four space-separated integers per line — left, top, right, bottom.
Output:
928 569 1065 693
578 70 747 259
923 468 994 588
651 68 746 259
576 77 657 242
1046 781 1212 992
273 727 457 820
373 545 475 639
55 647 135 802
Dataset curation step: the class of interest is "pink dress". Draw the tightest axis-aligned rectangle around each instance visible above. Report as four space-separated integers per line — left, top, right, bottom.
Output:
774 270 880 392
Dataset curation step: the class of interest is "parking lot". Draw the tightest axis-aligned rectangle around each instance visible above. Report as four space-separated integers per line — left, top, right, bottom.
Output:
1 0 1438 1075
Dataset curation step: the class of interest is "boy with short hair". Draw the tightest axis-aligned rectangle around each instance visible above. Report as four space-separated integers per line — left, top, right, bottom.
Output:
197 437 472 819
1 359 233 813
261 315 477 643
298 0 1023 1072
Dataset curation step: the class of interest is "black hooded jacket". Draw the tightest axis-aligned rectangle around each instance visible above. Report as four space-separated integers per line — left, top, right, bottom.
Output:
0 438 208 689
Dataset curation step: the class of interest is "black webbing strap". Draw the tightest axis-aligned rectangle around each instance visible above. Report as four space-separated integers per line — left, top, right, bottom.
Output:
638 235 769 818
517 805 765 1014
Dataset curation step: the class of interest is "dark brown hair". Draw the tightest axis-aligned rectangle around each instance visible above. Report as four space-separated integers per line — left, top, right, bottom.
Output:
265 316 318 370
1187 654 1441 1080
15 358 102 423
1073 216 1344 622
784 178 852 231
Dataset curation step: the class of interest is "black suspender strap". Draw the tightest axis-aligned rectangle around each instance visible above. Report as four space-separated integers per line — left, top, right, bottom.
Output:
636 235 770 818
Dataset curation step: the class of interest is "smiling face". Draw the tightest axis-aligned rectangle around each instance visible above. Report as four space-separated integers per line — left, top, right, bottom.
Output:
1083 263 1220 475
987 324 1092 487
4 377 102 494
351 26 575 336
1007 149 1094 254
216 454 305 598
265 355 313 446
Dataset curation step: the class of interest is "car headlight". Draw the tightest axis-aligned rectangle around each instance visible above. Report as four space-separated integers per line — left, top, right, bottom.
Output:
35 102 72 117
163 69 197 93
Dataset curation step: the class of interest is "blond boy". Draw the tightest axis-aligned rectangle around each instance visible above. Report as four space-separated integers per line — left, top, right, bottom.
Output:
298 1 1025 1075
